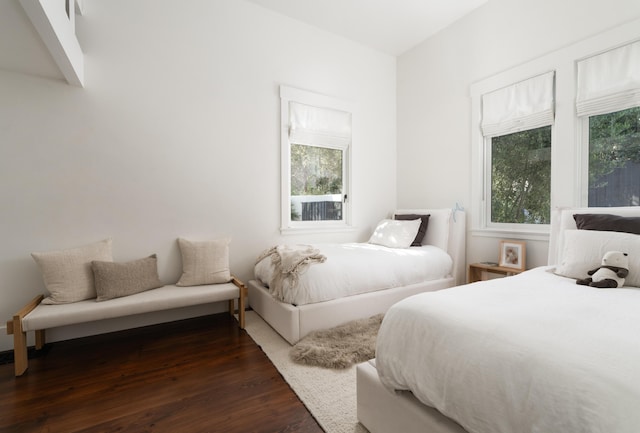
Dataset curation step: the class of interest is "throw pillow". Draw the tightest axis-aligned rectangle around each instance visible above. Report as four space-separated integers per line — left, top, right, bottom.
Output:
554 229 640 287
368 219 422 249
394 214 430 246
574 213 640 235
176 237 231 286
92 254 164 301
32 238 113 304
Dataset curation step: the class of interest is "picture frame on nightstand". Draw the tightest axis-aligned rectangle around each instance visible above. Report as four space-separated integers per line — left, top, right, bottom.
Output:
498 240 526 271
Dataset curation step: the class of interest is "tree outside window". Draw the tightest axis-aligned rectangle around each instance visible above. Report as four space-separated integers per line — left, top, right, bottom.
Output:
588 106 640 207
490 126 552 224
290 144 344 221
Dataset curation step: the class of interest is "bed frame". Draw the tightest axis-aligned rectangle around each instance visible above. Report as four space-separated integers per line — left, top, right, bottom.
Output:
356 206 639 433
248 208 465 345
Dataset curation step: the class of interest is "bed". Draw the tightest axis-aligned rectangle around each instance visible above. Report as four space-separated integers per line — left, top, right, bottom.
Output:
247 208 466 344
357 205 640 433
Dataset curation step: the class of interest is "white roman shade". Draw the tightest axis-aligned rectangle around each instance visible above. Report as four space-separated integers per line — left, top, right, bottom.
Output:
289 101 352 147
481 71 555 137
576 40 640 117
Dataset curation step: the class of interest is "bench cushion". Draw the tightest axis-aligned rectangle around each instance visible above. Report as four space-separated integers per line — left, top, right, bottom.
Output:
22 283 239 332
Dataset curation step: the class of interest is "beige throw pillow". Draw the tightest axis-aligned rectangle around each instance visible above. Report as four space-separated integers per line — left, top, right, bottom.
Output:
176 238 231 286
92 254 164 301
32 238 113 304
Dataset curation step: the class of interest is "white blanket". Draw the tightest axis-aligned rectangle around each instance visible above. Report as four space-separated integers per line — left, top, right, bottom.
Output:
255 243 453 305
376 266 640 433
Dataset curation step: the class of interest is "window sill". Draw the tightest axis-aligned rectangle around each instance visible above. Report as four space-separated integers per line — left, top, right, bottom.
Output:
471 227 550 241
280 225 356 236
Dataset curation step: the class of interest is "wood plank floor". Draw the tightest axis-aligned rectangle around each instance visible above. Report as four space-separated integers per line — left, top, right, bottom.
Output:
0 313 324 433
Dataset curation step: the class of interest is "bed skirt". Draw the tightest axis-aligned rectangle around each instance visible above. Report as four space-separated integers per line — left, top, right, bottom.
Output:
247 277 454 345
357 360 468 433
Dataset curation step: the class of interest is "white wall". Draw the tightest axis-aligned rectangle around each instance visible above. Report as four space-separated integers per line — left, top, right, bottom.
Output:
397 0 640 271
0 0 397 351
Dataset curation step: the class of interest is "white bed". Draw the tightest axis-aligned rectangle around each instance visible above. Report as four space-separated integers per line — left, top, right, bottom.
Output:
358 206 640 433
247 208 466 344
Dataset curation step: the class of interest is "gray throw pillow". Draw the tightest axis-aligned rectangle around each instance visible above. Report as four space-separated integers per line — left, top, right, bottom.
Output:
92 254 164 301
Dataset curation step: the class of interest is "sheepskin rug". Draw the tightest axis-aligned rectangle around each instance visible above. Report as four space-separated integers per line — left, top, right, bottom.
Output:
290 314 384 369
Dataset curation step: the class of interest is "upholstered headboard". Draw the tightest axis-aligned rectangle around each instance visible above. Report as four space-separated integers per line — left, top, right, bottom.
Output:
548 206 640 265
393 208 466 286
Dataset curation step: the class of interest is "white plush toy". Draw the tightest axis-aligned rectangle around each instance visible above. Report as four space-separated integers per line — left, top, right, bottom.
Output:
576 251 629 288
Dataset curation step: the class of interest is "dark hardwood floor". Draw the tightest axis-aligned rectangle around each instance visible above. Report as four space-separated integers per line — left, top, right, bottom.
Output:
0 313 324 433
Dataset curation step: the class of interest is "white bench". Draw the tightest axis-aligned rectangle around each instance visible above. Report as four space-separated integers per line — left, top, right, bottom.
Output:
6 277 247 376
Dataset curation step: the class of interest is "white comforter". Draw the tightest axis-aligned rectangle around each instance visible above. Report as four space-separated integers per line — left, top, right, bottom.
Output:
376 266 640 433
255 243 452 306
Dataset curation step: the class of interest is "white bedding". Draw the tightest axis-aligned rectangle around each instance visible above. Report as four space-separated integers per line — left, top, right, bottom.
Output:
255 243 453 306
376 266 640 433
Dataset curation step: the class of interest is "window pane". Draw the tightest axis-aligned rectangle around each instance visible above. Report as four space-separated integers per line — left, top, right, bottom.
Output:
491 126 551 224
588 107 640 207
290 143 343 221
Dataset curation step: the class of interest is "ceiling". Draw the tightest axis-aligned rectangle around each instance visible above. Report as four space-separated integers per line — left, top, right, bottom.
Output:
245 0 488 56
0 0 488 83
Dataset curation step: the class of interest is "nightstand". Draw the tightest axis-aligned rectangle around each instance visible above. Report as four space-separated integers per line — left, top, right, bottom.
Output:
468 263 524 283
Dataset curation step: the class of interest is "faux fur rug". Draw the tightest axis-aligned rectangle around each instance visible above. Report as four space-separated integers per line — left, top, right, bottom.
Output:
290 314 384 369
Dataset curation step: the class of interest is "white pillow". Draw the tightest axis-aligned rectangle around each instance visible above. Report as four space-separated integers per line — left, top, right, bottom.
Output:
32 238 113 304
368 219 422 249
176 237 231 286
554 230 640 287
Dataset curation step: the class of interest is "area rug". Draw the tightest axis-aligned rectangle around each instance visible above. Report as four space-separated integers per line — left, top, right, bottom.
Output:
290 314 383 369
244 311 370 433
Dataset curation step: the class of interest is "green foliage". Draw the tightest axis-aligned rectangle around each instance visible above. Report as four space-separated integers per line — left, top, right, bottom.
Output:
491 126 551 224
290 144 343 196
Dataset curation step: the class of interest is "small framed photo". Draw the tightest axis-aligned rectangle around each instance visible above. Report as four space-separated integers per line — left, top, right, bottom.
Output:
499 240 526 271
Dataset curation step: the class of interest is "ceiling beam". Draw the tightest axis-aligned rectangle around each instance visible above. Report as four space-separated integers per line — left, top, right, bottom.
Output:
19 0 84 87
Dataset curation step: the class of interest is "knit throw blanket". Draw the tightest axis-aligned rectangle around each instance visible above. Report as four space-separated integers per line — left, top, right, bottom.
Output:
257 245 327 303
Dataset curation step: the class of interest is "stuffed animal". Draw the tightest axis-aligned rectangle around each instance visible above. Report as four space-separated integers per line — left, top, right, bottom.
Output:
576 251 629 288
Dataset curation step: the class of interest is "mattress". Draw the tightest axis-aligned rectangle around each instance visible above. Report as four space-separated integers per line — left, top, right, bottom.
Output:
255 243 453 305
376 266 640 433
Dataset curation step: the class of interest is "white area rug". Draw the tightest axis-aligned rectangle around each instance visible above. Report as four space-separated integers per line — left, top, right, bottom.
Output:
244 311 369 433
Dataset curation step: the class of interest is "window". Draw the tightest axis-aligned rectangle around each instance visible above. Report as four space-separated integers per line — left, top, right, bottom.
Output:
490 126 552 224
577 40 640 208
480 71 555 231
471 25 640 240
280 86 353 233
585 107 640 206
290 143 344 221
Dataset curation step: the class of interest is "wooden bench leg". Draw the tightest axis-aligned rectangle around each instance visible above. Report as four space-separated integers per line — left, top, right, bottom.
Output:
35 329 46 350
12 319 28 377
238 284 246 329
7 294 45 376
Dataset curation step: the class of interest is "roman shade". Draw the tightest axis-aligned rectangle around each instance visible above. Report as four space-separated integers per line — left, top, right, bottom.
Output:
481 71 555 137
289 101 352 147
576 40 640 117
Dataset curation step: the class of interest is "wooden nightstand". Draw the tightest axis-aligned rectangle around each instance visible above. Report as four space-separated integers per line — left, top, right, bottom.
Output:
468 263 524 283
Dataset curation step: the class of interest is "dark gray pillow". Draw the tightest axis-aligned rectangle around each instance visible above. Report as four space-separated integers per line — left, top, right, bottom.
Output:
394 214 430 246
573 213 640 235
92 254 164 301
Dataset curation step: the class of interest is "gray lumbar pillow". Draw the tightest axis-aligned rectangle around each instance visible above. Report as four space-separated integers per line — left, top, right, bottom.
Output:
92 254 164 301
32 238 113 304
176 237 231 286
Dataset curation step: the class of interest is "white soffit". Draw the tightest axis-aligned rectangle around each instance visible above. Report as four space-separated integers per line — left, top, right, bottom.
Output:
0 0 62 80
245 0 488 56
20 0 84 87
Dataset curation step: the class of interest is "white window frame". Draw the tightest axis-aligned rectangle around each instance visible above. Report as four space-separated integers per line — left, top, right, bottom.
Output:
470 18 640 241
576 39 640 207
482 126 554 235
280 85 354 234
